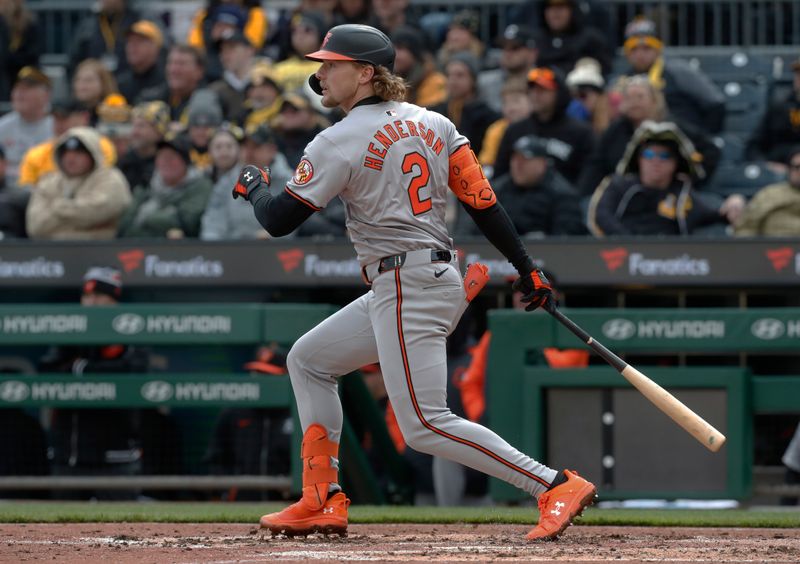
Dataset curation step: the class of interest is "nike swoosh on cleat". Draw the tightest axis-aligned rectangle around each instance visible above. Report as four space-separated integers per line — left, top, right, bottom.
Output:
434 269 448 278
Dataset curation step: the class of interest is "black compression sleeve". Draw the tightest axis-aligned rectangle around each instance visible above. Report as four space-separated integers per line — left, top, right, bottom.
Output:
250 188 316 237
461 201 535 274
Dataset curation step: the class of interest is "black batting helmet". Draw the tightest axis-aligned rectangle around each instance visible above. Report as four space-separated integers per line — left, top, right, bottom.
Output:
306 24 395 71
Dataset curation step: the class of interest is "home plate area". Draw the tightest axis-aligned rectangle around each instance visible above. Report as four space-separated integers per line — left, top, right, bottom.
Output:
2 523 799 563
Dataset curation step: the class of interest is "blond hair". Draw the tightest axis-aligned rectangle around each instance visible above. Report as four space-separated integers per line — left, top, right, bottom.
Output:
372 65 407 102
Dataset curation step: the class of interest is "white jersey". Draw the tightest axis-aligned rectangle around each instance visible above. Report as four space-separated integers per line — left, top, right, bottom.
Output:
285 100 468 265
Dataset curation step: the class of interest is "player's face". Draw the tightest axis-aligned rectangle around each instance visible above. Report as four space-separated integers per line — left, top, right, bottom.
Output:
315 60 365 111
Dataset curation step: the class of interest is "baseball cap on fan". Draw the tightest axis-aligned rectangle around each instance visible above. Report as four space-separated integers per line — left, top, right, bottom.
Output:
83 266 123 299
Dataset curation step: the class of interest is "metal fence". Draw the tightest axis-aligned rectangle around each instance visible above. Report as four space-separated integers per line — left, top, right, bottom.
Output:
26 0 800 57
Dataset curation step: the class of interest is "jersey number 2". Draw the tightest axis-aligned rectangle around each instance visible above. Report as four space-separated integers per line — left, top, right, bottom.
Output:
402 152 431 216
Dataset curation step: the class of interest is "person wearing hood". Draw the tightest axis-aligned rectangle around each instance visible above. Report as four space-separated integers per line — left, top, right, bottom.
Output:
117 133 213 238
26 127 131 240
619 16 725 134
532 0 612 77
577 75 721 197
391 25 446 108
587 121 743 236
430 53 500 157
493 65 594 184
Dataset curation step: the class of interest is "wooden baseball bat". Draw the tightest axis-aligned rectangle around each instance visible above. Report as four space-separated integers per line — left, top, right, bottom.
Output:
548 307 726 452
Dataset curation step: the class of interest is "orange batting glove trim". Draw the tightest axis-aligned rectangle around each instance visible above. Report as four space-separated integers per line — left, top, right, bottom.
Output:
448 144 497 210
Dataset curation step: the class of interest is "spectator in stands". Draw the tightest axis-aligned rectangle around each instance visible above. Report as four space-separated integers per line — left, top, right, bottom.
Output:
204 344 293 501
67 0 139 77
436 10 484 69
620 16 726 134
477 24 538 115
493 65 594 185
187 3 246 83
336 0 371 25
240 123 293 191
0 146 29 238
0 66 53 185
38 266 150 500
188 0 268 54
532 0 612 77
71 59 119 126
209 29 256 122
26 127 131 240
577 75 721 198
565 57 611 135
0 0 41 102
479 77 533 177
273 92 329 169
18 97 116 189
201 124 269 240
431 53 499 157
143 44 207 125
588 121 743 236
240 63 284 131
746 57 800 171
369 0 417 36
391 25 446 108
96 93 133 161
456 134 585 237
115 20 165 104
272 12 327 94
185 90 224 173
734 146 800 237
117 133 213 239
117 100 169 192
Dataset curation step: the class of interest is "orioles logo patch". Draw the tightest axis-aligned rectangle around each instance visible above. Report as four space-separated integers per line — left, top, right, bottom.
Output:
293 159 314 185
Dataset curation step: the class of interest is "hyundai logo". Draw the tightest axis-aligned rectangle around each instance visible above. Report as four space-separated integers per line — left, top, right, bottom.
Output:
140 380 173 402
602 319 636 340
0 380 30 402
112 313 146 335
751 318 785 340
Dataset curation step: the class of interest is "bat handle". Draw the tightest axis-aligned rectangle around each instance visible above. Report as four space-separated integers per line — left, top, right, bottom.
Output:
549 308 627 372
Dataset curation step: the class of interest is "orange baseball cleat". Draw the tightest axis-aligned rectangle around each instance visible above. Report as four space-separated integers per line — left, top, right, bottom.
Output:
526 469 597 541
260 491 350 537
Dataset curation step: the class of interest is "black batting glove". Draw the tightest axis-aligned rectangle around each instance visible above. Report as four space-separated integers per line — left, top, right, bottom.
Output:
512 268 556 312
233 165 271 201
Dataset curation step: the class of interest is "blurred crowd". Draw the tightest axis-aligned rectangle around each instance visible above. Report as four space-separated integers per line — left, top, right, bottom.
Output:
0 0 798 244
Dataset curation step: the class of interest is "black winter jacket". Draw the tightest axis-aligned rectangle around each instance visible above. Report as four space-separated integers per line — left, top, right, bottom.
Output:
590 174 725 236
494 69 595 184
577 116 721 196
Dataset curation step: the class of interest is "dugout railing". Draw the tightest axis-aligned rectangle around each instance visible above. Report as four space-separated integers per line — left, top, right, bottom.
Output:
487 308 800 502
0 304 413 504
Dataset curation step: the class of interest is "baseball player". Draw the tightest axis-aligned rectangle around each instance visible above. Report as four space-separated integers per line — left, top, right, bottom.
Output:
232 24 596 541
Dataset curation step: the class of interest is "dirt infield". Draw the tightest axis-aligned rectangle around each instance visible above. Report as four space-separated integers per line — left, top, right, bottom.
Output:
2 523 799 563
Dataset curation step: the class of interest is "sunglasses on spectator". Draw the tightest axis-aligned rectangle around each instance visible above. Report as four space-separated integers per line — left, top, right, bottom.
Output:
641 148 674 161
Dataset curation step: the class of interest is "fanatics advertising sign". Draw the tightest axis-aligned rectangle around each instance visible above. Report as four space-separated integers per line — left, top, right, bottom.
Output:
0 239 797 288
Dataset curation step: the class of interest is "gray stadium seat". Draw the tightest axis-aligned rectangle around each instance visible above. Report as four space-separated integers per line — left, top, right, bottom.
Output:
686 50 773 80
718 78 768 136
707 161 786 198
